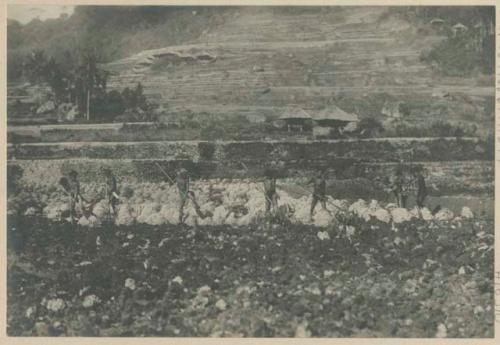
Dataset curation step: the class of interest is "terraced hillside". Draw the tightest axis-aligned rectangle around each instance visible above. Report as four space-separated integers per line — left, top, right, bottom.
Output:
104 7 494 133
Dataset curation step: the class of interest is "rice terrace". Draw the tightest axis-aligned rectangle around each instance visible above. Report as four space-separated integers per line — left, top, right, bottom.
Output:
6 5 495 338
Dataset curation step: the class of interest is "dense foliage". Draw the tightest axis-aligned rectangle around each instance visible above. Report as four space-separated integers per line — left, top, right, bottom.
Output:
392 6 496 76
7 6 235 81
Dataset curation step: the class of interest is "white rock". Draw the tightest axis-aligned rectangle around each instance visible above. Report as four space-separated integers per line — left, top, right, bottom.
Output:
124 278 136 290
373 208 391 223
391 208 412 224
215 299 227 311
137 202 161 223
324 270 335 278
115 203 135 226
87 215 100 227
474 305 484 315
385 203 398 210
24 207 37 216
77 216 90 227
172 276 183 285
295 322 311 337
145 213 165 226
317 231 330 241
408 207 421 219
436 323 447 338
349 199 370 220
435 208 454 221
461 207 474 219
92 201 109 218
346 225 356 239
82 294 100 308
197 285 212 296
25 306 36 318
324 285 336 296
313 208 333 227
45 298 65 312
420 207 434 221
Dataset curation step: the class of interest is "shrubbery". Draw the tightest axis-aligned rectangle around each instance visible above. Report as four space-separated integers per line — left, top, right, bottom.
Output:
389 120 477 138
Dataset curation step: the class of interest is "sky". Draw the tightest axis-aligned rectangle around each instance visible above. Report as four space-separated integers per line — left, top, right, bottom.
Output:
7 4 75 24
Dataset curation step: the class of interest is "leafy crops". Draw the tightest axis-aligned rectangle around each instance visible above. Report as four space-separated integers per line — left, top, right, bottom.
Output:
7 212 494 337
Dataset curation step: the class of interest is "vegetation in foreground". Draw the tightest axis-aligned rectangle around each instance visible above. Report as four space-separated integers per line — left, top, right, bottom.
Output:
7 214 494 337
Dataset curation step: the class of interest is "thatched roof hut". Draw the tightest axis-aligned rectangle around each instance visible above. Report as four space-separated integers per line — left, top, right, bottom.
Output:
277 107 312 132
279 107 311 122
312 105 359 127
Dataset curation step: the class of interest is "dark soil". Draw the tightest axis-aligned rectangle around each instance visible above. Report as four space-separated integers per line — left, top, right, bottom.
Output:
7 215 494 337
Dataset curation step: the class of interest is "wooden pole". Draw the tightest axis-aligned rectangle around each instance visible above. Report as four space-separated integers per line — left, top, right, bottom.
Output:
86 89 90 121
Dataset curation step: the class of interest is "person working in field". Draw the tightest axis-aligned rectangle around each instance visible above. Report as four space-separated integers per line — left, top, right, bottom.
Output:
59 170 85 223
263 169 279 215
308 169 328 221
176 168 208 224
390 167 407 208
102 168 120 217
412 166 428 208
400 172 410 209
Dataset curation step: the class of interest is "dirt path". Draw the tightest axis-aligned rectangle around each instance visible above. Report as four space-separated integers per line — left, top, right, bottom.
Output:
7 136 481 147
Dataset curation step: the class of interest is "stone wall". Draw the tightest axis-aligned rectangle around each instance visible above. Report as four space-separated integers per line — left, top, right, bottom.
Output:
8 159 493 197
8 137 491 162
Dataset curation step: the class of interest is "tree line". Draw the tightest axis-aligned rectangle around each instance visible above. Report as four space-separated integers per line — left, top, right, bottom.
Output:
22 49 150 122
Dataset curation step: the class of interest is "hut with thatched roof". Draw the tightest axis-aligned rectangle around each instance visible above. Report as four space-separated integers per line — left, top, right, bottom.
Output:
277 106 312 132
452 22 468 36
311 105 359 138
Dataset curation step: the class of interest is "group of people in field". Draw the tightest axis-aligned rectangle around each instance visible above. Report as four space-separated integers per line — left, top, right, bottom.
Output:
387 165 428 209
262 168 330 221
59 168 120 223
59 164 427 225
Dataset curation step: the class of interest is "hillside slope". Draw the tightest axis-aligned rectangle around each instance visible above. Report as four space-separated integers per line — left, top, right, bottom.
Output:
103 6 494 133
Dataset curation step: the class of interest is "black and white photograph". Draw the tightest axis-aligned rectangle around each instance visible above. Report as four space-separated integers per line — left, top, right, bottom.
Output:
4 2 497 339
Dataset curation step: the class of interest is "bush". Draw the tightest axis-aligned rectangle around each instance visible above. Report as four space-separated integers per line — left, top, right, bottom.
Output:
357 117 385 138
391 121 476 138
198 142 216 160
420 31 494 77
90 90 126 122
200 123 226 140
7 165 24 194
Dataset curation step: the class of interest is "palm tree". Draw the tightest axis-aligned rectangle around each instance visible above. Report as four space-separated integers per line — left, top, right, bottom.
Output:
80 52 97 121
74 51 108 121
24 50 48 84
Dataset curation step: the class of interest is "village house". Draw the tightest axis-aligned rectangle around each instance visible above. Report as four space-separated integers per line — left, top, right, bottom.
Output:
311 105 359 138
452 22 468 37
276 106 312 132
